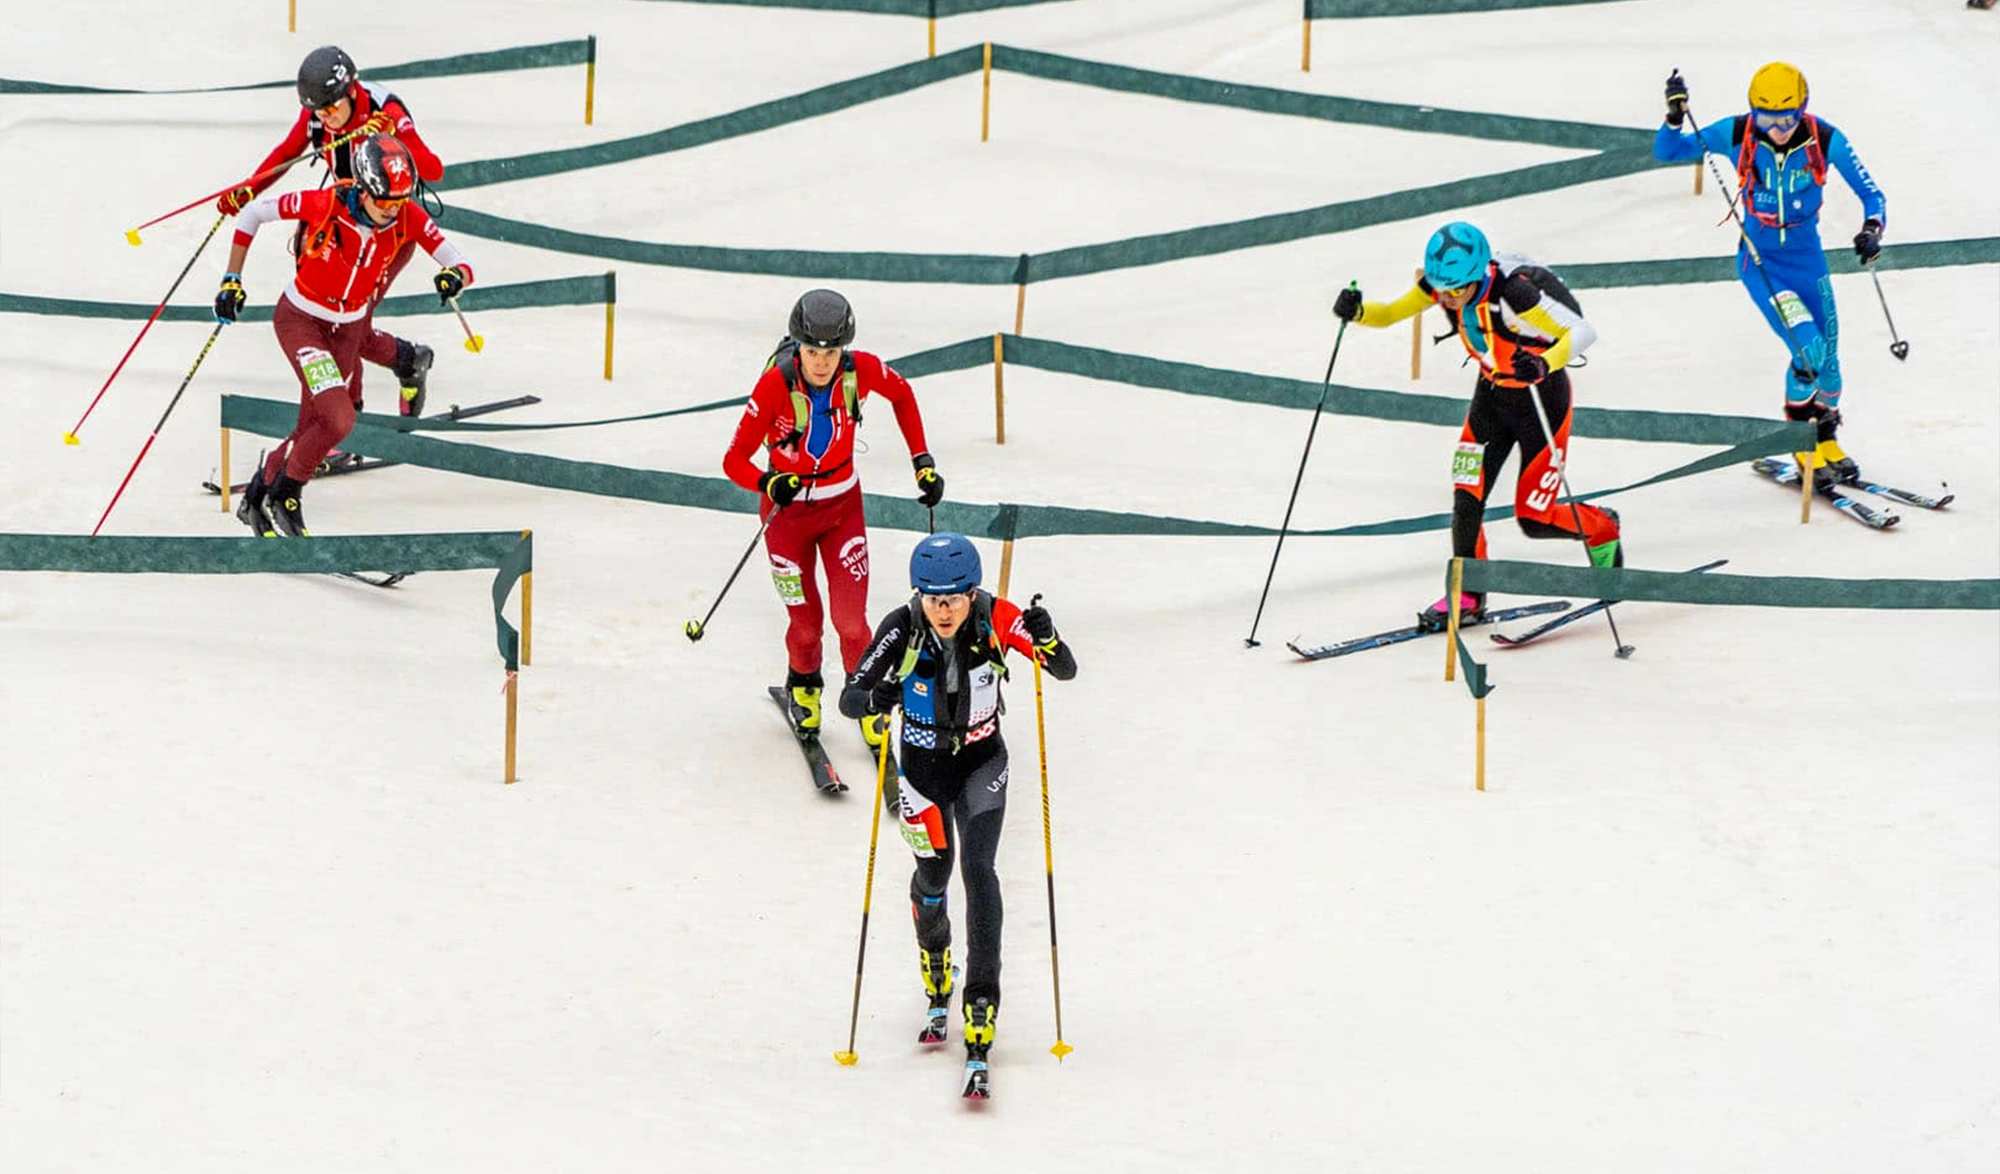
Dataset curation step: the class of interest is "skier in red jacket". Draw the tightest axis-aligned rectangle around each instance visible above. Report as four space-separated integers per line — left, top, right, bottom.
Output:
215 135 474 537
216 46 448 418
722 289 943 751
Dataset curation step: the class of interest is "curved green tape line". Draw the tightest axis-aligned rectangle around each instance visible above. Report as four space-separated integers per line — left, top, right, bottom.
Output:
1458 559 2000 611
0 276 612 324
0 40 590 96
1309 0 1635 15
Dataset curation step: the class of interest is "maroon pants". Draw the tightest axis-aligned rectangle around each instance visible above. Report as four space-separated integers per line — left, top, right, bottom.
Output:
764 489 873 677
264 298 368 484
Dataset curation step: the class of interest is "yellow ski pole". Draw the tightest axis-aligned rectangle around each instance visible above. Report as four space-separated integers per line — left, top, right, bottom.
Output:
1030 594 1074 1060
835 714 896 1066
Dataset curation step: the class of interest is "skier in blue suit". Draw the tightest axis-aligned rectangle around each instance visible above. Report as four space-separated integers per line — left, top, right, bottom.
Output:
1654 62 1888 489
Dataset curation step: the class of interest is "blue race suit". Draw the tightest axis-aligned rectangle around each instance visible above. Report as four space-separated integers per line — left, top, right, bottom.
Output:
1655 115 1886 417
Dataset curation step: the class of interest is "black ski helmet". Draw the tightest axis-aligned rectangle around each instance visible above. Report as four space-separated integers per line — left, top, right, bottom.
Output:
353 136 418 201
788 289 855 349
297 45 357 109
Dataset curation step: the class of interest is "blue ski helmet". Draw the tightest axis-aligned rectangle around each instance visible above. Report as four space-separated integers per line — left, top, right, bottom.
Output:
910 533 981 595
1423 221 1492 290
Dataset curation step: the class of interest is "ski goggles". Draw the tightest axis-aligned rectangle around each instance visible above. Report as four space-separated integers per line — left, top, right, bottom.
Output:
1751 107 1803 133
918 592 973 609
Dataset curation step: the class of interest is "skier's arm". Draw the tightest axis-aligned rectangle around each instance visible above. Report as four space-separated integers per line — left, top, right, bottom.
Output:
1825 125 1887 229
992 598 1077 681
222 191 305 271
839 610 913 719
1350 284 1434 329
245 113 313 197
378 99 444 182
721 370 787 494
1652 115 1733 163
409 207 475 283
862 356 933 460
1503 276 1596 370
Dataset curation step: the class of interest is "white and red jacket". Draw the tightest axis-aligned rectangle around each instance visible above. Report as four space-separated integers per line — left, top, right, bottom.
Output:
233 189 472 324
723 349 931 504
242 80 444 199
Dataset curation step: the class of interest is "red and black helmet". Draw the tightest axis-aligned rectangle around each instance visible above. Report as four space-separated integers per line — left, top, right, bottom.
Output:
353 135 417 201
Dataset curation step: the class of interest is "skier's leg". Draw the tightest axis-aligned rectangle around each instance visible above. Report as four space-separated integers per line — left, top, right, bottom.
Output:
1507 373 1620 564
765 499 830 730
954 746 1010 1011
815 491 875 677
1423 382 1512 628
1742 249 1836 484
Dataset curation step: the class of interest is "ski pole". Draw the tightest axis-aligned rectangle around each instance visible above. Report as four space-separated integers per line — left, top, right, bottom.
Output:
123 127 369 246
1029 594 1074 1060
1525 383 1634 660
1246 283 1355 648
449 297 485 353
90 322 227 536
1865 265 1910 360
834 717 896 1066
683 509 775 642
67 214 228 445
1677 86 1821 382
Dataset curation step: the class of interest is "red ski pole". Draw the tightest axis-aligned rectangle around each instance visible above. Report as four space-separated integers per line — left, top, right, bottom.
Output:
90 323 227 536
66 213 227 445
122 125 369 247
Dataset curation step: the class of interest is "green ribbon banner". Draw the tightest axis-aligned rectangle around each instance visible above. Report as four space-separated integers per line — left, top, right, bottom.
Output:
0 39 592 96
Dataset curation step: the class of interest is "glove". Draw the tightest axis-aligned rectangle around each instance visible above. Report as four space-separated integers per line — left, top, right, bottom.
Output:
868 676 902 715
1853 219 1883 264
1664 70 1689 127
356 111 395 139
1022 603 1057 644
214 273 246 324
215 186 255 216
913 453 944 508
1332 286 1363 322
758 470 802 506
433 265 467 305
1507 351 1550 384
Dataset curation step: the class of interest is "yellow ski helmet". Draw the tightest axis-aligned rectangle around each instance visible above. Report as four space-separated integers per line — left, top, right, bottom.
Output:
1748 62 1808 111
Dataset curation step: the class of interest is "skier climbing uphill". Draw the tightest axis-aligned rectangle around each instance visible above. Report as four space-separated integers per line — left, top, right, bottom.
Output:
837 533 1077 1098
1333 221 1623 631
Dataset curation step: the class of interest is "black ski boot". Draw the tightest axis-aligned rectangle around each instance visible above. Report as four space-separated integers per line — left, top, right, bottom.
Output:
236 464 276 537
265 473 310 537
1417 592 1485 633
393 339 434 417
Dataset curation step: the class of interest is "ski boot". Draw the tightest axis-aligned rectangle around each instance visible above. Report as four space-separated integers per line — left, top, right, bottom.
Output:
918 947 955 1045
961 997 996 1099
784 669 823 742
236 463 276 538
1417 591 1485 633
264 473 310 537
394 339 434 418
1817 438 1860 487
859 712 891 752
1586 505 1623 569
1794 449 1839 496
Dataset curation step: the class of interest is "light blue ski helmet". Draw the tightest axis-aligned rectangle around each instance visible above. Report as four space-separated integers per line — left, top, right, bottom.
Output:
1423 221 1492 290
910 533 981 595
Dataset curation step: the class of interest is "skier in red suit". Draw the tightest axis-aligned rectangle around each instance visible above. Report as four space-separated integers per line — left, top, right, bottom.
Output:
215 135 475 537
216 45 448 418
721 289 943 751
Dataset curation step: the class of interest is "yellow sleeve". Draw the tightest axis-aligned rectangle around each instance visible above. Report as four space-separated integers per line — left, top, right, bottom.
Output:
1518 303 1584 369
1354 284 1433 328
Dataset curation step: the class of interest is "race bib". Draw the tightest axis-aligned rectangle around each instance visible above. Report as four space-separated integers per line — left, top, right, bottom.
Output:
898 786 947 857
768 553 806 607
295 347 346 394
1452 441 1485 489
1772 291 1813 329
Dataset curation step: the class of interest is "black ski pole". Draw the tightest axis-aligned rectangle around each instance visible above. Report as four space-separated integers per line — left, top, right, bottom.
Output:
1246 284 1355 648
684 509 776 642
1865 265 1910 360
1525 384 1634 660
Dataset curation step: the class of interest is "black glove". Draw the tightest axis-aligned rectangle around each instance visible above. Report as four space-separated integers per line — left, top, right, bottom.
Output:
1332 286 1363 322
215 186 255 216
1022 603 1057 644
868 675 902 715
433 265 467 305
1664 70 1689 127
1853 219 1883 264
758 470 802 506
913 453 944 508
214 273 246 324
1508 351 1550 384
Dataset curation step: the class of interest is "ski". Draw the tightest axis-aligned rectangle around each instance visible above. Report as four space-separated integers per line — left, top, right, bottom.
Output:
1750 459 1899 529
766 686 847 794
328 571 410 589
1490 559 1729 649
961 1059 990 1100
1837 476 1952 511
203 395 543 495
920 1007 950 1045
1286 601 1570 662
